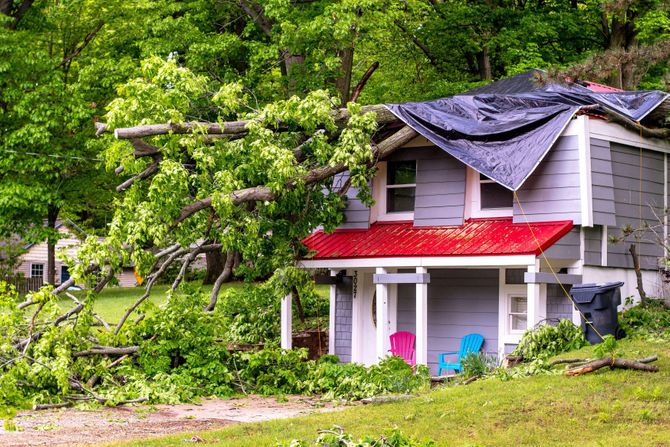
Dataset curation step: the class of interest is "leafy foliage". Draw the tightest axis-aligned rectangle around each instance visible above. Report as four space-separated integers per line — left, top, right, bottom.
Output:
620 299 670 338
279 426 435 447
512 320 588 361
460 352 497 379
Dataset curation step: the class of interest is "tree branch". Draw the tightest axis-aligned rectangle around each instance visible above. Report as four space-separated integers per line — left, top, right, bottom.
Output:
350 61 379 103
172 125 418 226
116 156 162 192
73 346 139 357
57 22 105 69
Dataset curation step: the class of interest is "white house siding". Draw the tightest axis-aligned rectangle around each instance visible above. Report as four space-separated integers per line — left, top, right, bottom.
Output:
512 135 582 225
15 228 81 284
582 266 667 303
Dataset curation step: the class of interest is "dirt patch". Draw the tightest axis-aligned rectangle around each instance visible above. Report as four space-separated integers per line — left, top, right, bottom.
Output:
0 395 341 447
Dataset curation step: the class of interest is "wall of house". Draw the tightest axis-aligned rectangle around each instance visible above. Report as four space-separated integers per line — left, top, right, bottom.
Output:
512 135 582 225
546 284 574 322
396 269 499 374
117 268 138 288
336 172 371 229
333 276 353 363
543 227 581 261
583 226 602 266
15 227 81 284
607 143 665 270
582 266 667 303
590 138 617 226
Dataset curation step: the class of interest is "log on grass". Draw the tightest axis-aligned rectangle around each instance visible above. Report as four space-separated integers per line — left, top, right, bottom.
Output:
565 356 659 376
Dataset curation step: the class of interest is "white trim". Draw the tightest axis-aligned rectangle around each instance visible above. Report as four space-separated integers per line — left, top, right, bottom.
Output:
577 115 594 227
375 267 390 361
387 268 398 335
601 225 608 267
589 119 670 153
499 268 528 345
664 153 668 245
280 294 292 349
350 270 362 363
526 261 545 331
29 262 45 280
328 270 337 355
300 254 537 269
415 266 428 366
466 168 513 218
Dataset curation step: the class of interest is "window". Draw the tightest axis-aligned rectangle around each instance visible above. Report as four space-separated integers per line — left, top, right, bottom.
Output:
509 295 527 332
30 263 44 279
479 174 513 209
386 161 416 213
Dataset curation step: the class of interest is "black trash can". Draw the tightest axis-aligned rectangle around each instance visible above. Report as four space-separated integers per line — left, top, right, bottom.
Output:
569 282 624 344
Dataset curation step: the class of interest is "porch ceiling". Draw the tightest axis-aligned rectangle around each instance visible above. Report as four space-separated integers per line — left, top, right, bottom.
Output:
303 218 573 260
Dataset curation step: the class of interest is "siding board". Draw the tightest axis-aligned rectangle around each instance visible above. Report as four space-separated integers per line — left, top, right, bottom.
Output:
334 277 353 363
335 171 371 229
513 135 581 224
396 269 498 374
414 151 466 227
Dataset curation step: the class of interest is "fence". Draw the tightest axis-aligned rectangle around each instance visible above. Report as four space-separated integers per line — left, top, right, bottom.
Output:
4 276 44 294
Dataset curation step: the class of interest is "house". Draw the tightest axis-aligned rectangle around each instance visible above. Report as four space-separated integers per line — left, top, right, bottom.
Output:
283 71 670 374
13 220 137 288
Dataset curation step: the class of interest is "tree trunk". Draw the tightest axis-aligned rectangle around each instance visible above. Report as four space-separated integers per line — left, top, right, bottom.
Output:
335 47 354 106
629 243 647 303
46 207 58 285
292 286 306 325
203 249 225 284
476 46 492 81
204 251 235 312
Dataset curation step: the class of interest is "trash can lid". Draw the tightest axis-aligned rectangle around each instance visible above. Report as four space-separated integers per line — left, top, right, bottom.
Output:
570 282 624 292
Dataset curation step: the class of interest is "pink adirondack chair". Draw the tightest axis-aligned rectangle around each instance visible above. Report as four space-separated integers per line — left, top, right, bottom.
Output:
389 331 416 366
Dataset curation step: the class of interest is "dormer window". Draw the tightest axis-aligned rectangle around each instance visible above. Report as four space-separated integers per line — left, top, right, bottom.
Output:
371 160 416 222
466 168 513 218
479 174 513 209
386 161 416 213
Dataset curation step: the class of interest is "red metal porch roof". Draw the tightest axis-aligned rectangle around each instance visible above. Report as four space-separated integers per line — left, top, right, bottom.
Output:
303 218 573 260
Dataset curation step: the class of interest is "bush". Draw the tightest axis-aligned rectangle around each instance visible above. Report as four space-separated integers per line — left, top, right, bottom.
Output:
279 426 435 447
620 299 670 338
512 319 587 361
218 283 281 345
461 352 497 379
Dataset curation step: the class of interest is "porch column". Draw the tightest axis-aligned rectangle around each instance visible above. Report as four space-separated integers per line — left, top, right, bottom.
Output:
526 262 546 330
415 267 428 366
328 270 337 355
281 293 292 349
375 267 390 360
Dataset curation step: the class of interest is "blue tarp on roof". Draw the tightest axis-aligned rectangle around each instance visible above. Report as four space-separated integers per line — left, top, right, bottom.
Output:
386 84 668 191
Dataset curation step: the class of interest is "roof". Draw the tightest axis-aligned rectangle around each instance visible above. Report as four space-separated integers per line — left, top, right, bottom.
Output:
303 218 574 260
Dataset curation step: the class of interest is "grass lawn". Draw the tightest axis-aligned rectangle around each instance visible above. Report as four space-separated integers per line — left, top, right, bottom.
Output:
60 282 329 325
106 337 670 446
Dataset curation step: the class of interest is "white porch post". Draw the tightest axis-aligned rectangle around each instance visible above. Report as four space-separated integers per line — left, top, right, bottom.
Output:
526 262 546 330
415 267 428 366
281 293 292 349
375 267 390 361
328 270 338 355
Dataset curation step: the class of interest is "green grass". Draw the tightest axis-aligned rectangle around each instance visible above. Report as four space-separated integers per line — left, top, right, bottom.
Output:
106 338 670 446
59 282 329 325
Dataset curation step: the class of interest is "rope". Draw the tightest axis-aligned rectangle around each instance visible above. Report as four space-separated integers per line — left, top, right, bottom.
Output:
513 191 606 341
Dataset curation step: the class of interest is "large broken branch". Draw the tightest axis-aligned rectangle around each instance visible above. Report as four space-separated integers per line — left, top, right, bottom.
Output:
565 355 659 376
73 346 139 357
173 125 418 226
110 104 397 140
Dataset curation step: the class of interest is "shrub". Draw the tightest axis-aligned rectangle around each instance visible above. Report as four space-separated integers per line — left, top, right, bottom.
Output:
218 283 281 345
279 426 435 447
620 299 670 338
460 352 497 379
512 319 587 361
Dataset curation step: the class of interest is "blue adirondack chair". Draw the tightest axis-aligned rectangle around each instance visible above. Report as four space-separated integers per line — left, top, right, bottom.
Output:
437 333 484 376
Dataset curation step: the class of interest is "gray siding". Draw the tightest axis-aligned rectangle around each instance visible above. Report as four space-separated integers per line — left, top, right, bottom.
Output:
414 153 465 226
334 277 353 363
543 227 580 260
583 226 602 266
590 138 617 226
546 284 574 323
396 269 498 374
335 172 370 229
513 135 581 224
607 144 665 270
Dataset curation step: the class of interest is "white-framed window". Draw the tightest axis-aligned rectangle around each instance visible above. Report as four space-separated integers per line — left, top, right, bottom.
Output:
466 168 513 218
371 160 416 222
508 294 528 333
30 263 44 279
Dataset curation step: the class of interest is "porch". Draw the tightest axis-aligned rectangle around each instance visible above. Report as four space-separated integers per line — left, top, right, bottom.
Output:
283 259 582 375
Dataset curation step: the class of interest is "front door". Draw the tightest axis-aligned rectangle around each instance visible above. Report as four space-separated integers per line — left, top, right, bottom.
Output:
60 266 70 283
